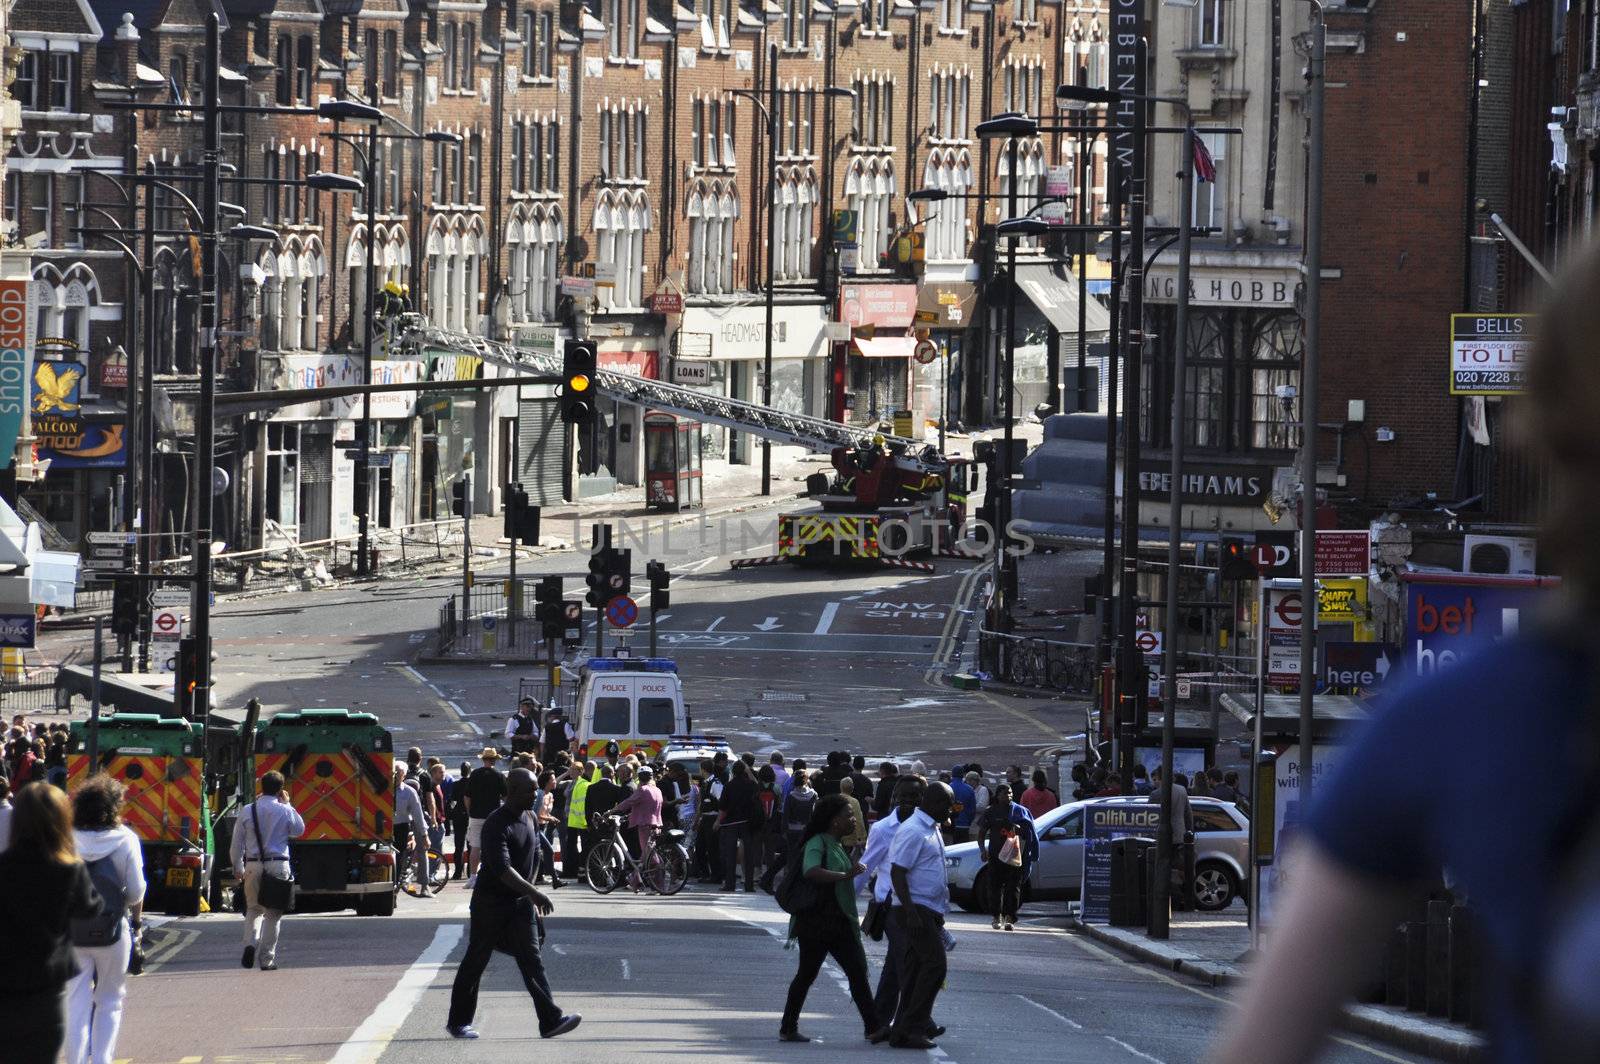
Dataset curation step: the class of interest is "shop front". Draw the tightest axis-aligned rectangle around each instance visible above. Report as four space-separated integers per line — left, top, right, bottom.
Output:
912 282 977 436
257 353 366 545
418 351 484 521
839 283 918 427
25 355 127 544
673 301 830 463
364 359 424 530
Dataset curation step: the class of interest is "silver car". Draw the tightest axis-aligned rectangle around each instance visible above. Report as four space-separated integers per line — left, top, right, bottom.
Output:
944 796 1250 913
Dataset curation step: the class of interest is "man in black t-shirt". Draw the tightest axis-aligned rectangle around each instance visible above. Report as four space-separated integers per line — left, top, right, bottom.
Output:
446 768 580 1041
463 748 508 884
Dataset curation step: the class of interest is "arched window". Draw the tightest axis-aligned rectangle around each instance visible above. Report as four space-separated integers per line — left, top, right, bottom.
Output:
462 222 484 331
257 251 281 352
278 246 301 350
686 187 707 294
301 240 324 350
594 193 616 308
347 225 369 344
715 191 735 296
539 210 562 319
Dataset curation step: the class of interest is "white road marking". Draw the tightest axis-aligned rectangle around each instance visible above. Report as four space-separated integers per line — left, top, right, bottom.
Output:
552 944 568 956
705 616 724 632
814 602 839 635
1014 994 1084 1030
621 957 631 980
1104 1035 1166 1064
445 701 484 736
328 922 465 1064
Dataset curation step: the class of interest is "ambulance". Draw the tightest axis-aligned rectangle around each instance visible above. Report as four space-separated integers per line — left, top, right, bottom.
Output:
573 658 690 762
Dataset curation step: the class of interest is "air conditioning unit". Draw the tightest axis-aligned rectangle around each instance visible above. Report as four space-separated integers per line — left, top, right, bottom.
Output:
1462 535 1536 576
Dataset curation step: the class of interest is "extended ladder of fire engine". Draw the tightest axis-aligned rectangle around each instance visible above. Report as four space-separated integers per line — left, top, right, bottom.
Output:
400 324 921 455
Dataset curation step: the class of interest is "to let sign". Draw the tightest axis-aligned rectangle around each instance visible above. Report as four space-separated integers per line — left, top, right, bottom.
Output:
1450 313 1532 396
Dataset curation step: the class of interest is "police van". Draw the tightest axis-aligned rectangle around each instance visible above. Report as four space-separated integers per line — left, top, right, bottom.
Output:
573 658 689 762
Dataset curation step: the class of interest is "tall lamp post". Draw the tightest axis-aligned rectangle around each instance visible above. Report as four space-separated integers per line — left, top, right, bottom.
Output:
325 121 459 575
731 66 851 495
1297 0 1326 812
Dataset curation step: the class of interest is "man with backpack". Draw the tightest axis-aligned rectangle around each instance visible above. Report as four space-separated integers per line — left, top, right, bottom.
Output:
67 774 145 1064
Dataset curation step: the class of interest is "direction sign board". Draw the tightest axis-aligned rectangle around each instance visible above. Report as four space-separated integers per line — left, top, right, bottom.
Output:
87 532 134 545
1321 642 1398 689
1450 313 1531 396
1315 530 1370 576
605 595 639 629
151 589 189 608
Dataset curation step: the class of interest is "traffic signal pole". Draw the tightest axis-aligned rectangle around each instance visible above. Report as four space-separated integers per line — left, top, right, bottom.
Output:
459 473 473 640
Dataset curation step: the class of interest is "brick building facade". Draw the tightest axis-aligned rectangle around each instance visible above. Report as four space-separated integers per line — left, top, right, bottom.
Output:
5 0 1114 551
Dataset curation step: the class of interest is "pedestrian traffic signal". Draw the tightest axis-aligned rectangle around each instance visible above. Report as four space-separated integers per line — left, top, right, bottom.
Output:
504 484 540 544
451 476 470 518
646 560 670 611
561 340 598 424
586 545 632 606
111 576 142 639
1220 537 1254 581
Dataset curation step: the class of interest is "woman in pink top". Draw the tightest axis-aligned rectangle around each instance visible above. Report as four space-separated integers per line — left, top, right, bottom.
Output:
1019 769 1059 818
611 767 664 890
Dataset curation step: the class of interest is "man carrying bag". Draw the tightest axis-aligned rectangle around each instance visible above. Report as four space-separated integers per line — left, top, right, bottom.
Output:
230 771 305 971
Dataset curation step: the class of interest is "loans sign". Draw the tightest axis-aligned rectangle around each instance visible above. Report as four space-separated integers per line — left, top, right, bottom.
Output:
1450 313 1531 396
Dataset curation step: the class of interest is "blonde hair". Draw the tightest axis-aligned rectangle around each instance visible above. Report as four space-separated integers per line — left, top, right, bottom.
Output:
11 782 77 864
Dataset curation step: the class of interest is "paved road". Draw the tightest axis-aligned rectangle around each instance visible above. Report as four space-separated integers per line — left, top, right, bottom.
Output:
44 500 1084 773
112 885 1439 1064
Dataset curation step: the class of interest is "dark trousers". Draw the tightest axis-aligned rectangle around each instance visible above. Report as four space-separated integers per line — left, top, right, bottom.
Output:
719 821 756 890
448 899 565 1033
0 987 66 1064
450 815 469 877
889 906 946 1039
873 903 905 1025
694 816 721 879
781 914 879 1034
561 824 585 879
991 861 1023 921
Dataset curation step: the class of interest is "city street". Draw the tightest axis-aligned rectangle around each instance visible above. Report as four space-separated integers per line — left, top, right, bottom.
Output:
110 887 1436 1064
42 499 1082 773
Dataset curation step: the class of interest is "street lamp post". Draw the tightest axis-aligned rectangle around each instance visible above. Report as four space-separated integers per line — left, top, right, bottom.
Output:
1298 2 1326 807
729 73 852 494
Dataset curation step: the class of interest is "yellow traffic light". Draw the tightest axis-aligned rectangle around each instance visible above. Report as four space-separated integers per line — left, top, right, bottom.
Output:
568 373 591 393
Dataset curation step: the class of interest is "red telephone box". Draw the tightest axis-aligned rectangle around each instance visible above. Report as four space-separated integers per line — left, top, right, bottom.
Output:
644 412 703 511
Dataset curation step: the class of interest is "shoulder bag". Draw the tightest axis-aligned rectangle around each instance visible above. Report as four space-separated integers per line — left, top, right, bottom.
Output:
250 800 296 912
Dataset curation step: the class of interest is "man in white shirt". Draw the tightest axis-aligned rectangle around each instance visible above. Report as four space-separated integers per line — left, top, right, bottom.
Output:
885 781 954 1051
230 770 305 971
856 776 930 1034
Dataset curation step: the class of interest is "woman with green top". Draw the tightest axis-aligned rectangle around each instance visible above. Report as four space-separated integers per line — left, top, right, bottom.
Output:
778 794 888 1044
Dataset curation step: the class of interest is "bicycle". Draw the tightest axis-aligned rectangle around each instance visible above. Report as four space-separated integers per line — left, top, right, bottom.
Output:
400 840 451 897
585 815 688 896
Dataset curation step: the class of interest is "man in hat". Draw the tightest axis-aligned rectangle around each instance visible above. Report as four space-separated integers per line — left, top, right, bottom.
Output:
463 747 507 887
505 699 540 756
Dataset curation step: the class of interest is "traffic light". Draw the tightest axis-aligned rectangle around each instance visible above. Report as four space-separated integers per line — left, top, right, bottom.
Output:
561 340 598 424
111 576 142 639
1220 537 1255 581
646 560 670 611
536 574 563 639
451 476 470 518
175 636 202 719
586 546 612 607
504 484 540 544
608 548 632 599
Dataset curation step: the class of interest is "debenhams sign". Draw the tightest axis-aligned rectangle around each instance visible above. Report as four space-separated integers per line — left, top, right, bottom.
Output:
1138 462 1271 505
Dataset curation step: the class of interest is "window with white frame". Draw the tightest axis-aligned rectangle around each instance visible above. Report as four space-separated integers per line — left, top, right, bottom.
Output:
852 74 895 148
599 102 649 182
513 206 562 320
996 140 1045 245
1003 58 1043 116
29 263 97 352
938 0 964 33
1196 0 1227 47
278 246 301 351
522 9 555 77
608 0 641 59
256 251 280 352
845 160 894 269
783 0 808 48
929 67 971 142
595 191 649 310
860 0 888 33
686 181 738 295
347 227 369 342
1013 0 1036 25
298 241 323 351
14 46 76 113
1191 130 1227 231
921 150 973 260
772 171 816 281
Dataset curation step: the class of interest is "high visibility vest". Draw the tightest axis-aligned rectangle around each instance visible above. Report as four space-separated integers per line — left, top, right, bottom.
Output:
567 777 591 828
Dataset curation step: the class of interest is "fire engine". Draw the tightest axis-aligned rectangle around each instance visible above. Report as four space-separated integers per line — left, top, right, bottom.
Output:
731 438 976 573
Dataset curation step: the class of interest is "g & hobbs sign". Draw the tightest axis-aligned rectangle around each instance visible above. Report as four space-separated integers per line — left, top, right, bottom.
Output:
1145 269 1296 309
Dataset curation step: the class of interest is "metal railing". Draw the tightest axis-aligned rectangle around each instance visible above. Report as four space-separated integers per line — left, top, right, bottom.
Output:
404 324 922 453
436 581 547 658
979 629 1100 696
0 662 64 715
